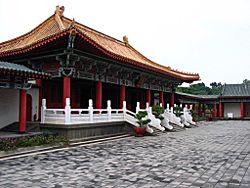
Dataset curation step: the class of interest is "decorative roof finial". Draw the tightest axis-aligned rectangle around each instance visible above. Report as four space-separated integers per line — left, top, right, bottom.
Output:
55 5 65 17
123 35 129 46
70 18 75 27
55 5 65 30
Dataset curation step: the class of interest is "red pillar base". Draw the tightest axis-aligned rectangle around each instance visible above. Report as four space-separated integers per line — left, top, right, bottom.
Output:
96 80 102 109
160 91 164 107
198 103 202 116
219 102 223 118
120 84 125 109
146 89 151 106
63 77 71 107
170 92 175 107
193 104 197 112
240 102 244 118
213 101 217 117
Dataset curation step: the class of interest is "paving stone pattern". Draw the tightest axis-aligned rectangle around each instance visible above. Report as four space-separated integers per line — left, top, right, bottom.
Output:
0 121 250 188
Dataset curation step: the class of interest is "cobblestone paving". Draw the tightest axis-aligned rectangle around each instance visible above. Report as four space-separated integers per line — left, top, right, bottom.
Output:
0 121 250 188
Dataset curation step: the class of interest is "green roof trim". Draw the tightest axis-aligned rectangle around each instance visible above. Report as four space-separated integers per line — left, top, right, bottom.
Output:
0 61 49 77
176 92 219 99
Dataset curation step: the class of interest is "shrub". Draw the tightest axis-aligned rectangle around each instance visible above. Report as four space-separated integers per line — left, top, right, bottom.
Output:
0 134 69 151
135 111 151 127
152 105 164 120
174 106 182 117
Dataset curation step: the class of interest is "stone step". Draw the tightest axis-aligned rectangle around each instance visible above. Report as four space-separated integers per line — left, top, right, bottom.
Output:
1 122 40 132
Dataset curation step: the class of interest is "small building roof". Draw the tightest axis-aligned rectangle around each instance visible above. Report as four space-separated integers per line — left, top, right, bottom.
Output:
221 84 250 97
0 6 199 82
176 92 218 100
0 61 50 79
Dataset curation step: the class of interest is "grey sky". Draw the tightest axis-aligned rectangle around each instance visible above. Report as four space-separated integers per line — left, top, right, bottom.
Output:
0 0 249 86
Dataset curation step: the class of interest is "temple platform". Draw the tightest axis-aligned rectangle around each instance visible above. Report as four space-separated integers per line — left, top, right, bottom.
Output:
40 121 134 141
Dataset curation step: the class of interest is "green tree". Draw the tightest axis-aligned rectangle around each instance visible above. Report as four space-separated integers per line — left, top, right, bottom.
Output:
243 79 250 84
177 82 222 95
210 82 222 95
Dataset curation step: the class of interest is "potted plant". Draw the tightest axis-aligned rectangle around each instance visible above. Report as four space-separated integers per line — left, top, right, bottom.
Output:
152 105 165 120
174 106 182 117
134 111 151 136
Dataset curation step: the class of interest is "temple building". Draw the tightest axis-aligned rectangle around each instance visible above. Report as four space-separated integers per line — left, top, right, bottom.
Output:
219 84 250 118
0 62 49 132
0 6 199 132
176 83 250 119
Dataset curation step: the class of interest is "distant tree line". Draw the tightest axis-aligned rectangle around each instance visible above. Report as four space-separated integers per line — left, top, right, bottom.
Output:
243 79 250 84
177 79 250 95
176 82 222 95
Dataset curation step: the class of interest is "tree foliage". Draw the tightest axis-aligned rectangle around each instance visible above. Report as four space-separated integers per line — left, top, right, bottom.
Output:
177 82 222 95
243 79 250 84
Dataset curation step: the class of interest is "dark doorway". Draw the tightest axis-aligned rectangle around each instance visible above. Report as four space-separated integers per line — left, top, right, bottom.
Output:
245 102 250 117
26 94 32 121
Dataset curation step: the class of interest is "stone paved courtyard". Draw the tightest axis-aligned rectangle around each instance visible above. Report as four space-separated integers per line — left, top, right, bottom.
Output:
0 121 250 188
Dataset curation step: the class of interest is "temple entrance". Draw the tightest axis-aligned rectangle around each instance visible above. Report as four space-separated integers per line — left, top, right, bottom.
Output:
102 83 119 109
26 94 32 121
72 79 95 109
244 102 250 117
126 87 146 112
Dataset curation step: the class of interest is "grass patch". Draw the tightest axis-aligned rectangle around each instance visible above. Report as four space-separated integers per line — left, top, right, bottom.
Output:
0 134 69 151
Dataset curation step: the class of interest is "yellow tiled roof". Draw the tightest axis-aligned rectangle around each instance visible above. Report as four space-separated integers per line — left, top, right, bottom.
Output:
0 9 199 81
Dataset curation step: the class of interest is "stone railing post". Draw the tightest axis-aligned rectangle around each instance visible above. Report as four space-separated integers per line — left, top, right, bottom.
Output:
122 101 126 120
107 100 111 121
146 102 149 113
136 102 140 114
170 107 174 114
41 99 46 123
65 98 71 124
167 103 170 113
183 107 187 118
88 99 93 123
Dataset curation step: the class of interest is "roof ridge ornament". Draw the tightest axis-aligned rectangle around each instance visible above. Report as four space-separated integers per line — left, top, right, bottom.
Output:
55 5 66 31
55 5 65 17
123 35 129 46
70 18 75 27
69 18 77 36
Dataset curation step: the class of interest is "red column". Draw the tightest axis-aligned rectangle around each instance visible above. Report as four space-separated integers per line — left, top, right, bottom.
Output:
159 91 164 107
36 79 42 120
219 101 223 117
19 89 27 133
120 84 125 109
213 101 217 117
96 80 102 109
240 102 244 118
199 103 202 116
146 89 151 106
171 92 175 107
63 77 71 107
193 103 197 112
